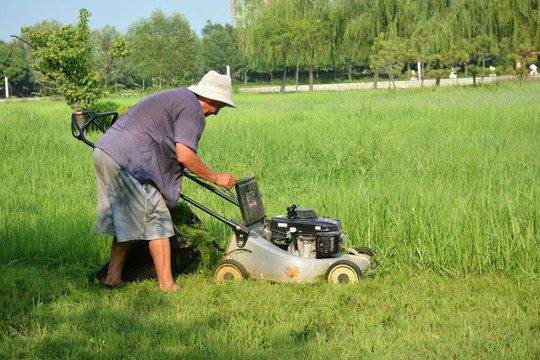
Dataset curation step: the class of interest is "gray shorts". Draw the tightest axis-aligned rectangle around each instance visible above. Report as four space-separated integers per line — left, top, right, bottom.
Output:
93 148 174 243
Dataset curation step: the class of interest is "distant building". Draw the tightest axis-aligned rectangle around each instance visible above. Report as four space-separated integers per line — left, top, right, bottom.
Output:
230 0 261 28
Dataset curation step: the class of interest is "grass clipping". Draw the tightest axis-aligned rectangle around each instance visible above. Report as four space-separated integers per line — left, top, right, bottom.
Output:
171 201 220 271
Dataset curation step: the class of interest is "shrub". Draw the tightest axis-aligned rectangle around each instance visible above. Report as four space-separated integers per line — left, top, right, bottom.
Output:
84 100 132 131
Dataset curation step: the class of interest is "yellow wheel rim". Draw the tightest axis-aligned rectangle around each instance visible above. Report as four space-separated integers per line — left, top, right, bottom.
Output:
214 264 243 282
327 264 359 284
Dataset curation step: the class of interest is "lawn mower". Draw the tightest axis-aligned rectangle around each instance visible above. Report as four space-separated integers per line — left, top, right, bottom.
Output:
71 110 375 284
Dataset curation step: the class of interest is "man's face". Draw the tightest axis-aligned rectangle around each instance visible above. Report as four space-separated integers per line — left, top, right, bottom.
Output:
200 97 227 117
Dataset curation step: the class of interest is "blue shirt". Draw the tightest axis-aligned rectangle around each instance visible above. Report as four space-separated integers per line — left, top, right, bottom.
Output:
96 87 206 208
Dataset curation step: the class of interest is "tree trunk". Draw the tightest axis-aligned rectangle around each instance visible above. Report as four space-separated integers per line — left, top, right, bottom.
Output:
421 46 425 88
481 60 486 89
295 52 300 93
348 64 352 81
373 68 379 89
436 76 441 86
244 71 248 85
281 56 287 93
309 59 314 91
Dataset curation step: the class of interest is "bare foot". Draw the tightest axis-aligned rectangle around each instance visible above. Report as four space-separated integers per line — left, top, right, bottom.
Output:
160 282 180 292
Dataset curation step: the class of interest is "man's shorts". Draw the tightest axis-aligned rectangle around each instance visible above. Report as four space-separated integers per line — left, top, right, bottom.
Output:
93 148 175 243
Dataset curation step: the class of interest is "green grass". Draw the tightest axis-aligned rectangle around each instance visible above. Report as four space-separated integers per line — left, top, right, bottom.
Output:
0 83 539 358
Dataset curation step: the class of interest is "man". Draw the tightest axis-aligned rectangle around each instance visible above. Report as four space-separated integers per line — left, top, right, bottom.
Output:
93 71 236 291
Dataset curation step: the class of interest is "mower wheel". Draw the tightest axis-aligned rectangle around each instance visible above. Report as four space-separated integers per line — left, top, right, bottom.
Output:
212 259 248 282
325 260 363 284
353 247 375 260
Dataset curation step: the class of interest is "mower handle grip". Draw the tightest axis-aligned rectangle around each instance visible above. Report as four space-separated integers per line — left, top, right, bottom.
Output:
71 110 118 148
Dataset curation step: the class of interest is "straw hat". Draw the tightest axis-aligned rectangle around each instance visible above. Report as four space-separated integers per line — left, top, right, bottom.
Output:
188 71 236 108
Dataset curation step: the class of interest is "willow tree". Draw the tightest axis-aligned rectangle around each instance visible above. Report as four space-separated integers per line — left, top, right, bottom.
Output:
250 16 296 92
334 0 374 80
242 0 298 92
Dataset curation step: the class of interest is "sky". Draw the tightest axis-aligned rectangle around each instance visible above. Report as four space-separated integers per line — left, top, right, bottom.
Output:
0 0 232 42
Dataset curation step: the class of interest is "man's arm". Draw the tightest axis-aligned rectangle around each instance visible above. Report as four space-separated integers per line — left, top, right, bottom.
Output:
176 143 236 189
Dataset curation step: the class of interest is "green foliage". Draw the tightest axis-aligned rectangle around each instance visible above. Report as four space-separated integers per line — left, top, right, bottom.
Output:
2 1 540 96
200 21 238 75
83 100 132 132
369 34 406 93
86 100 130 116
18 9 100 110
425 53 449 86
127 9 199 89
16 9 128 110
445 45 470 85
507 42 538 86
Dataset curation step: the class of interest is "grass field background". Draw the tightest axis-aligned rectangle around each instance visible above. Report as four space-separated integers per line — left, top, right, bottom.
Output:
0 83 539 358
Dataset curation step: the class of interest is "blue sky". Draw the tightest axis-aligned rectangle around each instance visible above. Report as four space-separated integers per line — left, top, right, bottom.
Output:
0 0 232 42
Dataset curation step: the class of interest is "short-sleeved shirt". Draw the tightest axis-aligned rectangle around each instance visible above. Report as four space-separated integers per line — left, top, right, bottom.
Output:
96 87 206 208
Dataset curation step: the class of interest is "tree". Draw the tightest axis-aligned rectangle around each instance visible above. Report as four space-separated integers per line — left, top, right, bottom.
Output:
370 35 406 95
200 21 238 76
445 46 470 86
0 41 30 97
250 16 296 92
128 9 199 90
507 43 538 87
426 53 447 87
474 35 499 88
12 9 127 110
467 64 481 84
291 19 330 92
412 27 434 87
91 26 131 94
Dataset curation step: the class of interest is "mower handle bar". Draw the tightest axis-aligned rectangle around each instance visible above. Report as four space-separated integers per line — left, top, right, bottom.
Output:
71 110 118 148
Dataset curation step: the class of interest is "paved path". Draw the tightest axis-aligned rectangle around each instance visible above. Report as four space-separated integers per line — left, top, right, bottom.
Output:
2 75 537 102
238 74 538 93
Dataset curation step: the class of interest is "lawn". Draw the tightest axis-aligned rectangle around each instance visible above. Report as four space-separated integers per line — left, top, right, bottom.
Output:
0 82 539 358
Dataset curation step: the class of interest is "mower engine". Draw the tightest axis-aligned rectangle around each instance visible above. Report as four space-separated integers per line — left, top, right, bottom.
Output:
269 205 346 259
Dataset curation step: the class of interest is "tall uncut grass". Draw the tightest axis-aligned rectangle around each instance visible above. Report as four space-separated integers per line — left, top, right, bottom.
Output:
0 82 539 277
193 82 540 277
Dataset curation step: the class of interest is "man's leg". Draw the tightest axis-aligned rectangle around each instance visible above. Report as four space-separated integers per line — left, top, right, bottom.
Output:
104 237 131 287
149 238 180 291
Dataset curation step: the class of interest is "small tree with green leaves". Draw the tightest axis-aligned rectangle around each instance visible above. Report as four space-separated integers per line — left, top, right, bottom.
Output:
467 64 481 84
426 54 448 87
12 9 128 110
412 27 434 87
445 46 470 87
507 43 538 87
370 35 406 95
474 35 499 88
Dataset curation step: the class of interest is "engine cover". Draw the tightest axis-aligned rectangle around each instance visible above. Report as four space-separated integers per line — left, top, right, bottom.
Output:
269 205 344 258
